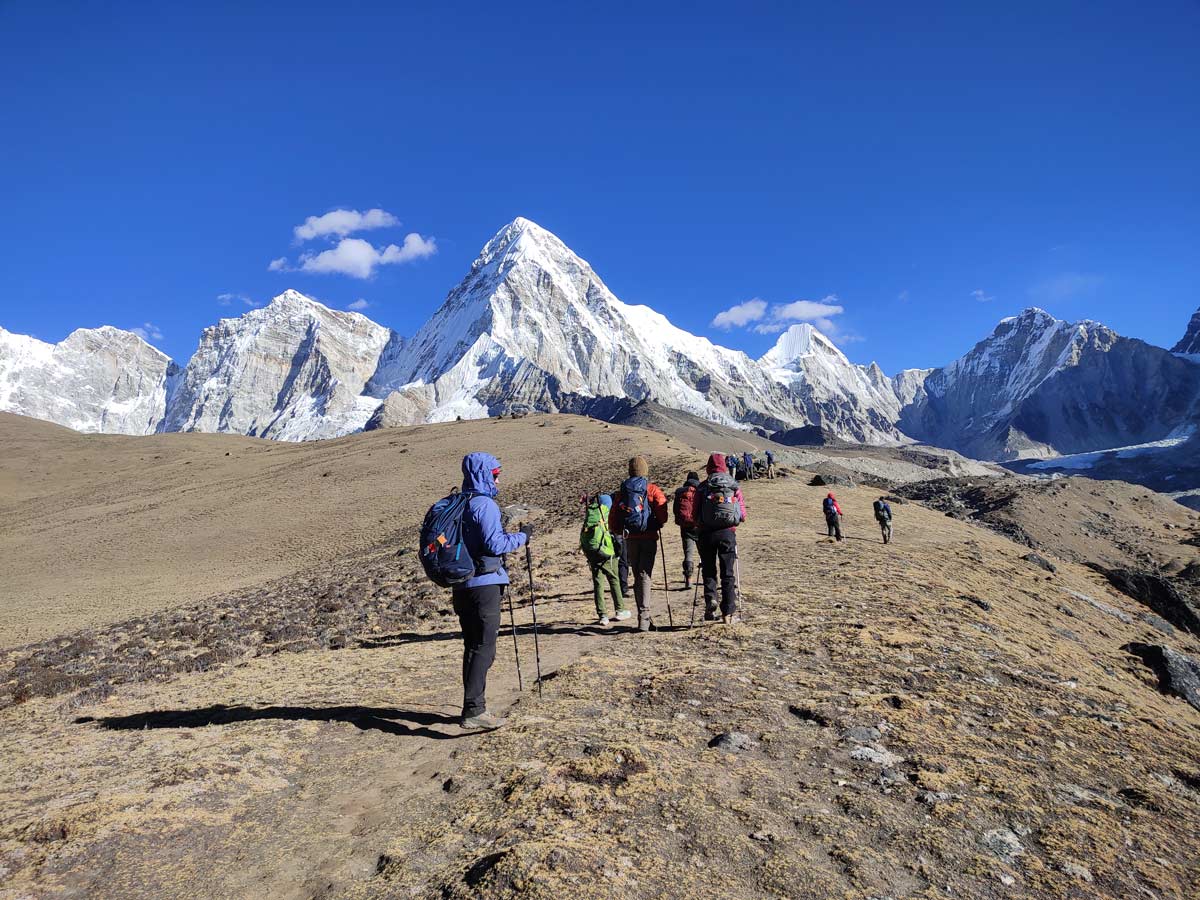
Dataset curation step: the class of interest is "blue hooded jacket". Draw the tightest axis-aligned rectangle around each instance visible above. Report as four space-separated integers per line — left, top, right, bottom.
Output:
460 451 527 588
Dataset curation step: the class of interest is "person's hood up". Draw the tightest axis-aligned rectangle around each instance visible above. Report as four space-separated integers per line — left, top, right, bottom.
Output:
462 452 501 497
706 453 727 475
685 471 701 486
827 492 836 500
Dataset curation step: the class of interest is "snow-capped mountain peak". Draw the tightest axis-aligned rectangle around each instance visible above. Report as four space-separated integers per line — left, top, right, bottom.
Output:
163 290 393 439
1174 306 1200 357
367 219 907 441
0 324 175 434
759 323 845 367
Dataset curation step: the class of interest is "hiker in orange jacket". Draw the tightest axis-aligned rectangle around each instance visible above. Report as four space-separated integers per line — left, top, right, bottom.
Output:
609 455 669 631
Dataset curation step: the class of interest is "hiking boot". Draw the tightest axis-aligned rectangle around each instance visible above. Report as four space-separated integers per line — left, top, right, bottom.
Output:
704 603 719 622
722 613 739 625
460 711 507 731
638 615 652 632
683 578 692 590
614 609 632 621
598 615 610 627
622 589 633 600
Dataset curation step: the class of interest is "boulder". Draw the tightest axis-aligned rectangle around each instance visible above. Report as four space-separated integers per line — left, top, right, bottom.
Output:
1122 642 1200 711
1022 552 1057 574
809 474 855 488
1096 568 1200 635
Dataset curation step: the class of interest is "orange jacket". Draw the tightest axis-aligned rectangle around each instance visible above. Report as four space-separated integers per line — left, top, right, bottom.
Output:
609 481 670 540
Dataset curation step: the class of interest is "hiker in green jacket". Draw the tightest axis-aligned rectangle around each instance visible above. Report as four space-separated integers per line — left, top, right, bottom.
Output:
581 493 631 626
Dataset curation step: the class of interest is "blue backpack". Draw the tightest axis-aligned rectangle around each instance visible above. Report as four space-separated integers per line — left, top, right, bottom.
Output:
419 490 479 587
618 477 652 534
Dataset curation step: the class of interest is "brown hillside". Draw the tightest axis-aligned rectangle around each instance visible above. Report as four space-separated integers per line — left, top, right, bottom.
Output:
0 414 1198 899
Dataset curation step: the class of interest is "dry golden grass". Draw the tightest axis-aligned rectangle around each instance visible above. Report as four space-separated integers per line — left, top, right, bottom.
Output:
1 413 1198 899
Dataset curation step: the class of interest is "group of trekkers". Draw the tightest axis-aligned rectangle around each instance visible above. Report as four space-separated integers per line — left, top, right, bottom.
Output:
422 448 893 730
580 452 747 633
724 448 776 480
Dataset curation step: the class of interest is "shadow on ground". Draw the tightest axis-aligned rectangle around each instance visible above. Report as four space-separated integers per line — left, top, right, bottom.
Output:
75 704 469 739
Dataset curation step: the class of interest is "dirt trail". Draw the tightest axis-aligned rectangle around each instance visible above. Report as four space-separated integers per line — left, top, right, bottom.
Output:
0 494 688 899
3 466 1199 898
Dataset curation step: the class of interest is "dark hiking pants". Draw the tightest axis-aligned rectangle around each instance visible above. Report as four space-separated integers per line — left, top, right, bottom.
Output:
613 534 631 596
700 527 738 617
452 583 503 718
626 537 658 621
680 528 700 583
826 514 843 541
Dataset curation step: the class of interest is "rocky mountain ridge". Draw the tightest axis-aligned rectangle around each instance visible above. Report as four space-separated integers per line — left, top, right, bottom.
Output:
1175 306 1200 356
2 220 1197 471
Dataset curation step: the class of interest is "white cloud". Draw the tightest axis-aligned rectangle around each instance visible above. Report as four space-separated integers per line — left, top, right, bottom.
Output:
1030 272 1102 302
897 290 910 303
711 298 767 329
380 232 438 264
131 322 163 342
217 292 249 306
293 208 400 242
243 297 259 307
296 233 437 279
347 298 369 311
751 295 846 334
267 257 288 272
972 289 995 303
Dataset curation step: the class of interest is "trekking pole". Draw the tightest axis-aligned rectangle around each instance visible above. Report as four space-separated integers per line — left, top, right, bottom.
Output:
505 587 524 692
689 575 700 629
523 539 544 697
657 530 675 629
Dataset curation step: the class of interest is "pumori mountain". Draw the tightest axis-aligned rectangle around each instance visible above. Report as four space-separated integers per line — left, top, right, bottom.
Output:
365 217 904 441
1 217 1198 466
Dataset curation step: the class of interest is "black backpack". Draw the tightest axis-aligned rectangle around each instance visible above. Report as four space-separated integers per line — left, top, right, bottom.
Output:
874 499 891 522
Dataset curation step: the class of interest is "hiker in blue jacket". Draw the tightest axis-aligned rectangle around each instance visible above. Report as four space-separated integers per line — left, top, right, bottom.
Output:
454 452 529 731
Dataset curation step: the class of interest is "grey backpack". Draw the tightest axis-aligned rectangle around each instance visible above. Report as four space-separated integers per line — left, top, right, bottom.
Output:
700 473 742 529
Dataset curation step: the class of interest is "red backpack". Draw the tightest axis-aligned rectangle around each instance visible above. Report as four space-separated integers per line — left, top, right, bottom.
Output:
674 483 700 529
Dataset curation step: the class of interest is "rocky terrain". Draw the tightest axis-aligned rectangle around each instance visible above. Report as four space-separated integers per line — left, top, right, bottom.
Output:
1 412 1199 899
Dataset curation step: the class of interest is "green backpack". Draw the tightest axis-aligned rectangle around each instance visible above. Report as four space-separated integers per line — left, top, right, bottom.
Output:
580 498 615 562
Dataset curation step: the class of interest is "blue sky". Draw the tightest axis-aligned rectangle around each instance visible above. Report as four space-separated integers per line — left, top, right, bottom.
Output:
1 1 1197 375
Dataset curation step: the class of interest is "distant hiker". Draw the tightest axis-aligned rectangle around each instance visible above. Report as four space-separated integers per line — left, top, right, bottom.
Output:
673 471 703 589
726 453 738 480
743 451 754 480
823 492 844 542
581 494 630 625
609 456 669 631
441 453 528 731
765 449 776 480
697 453 747 624
873 496 893 544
